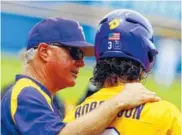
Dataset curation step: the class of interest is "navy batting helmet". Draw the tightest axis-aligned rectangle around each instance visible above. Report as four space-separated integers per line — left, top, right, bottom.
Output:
95 9 158 72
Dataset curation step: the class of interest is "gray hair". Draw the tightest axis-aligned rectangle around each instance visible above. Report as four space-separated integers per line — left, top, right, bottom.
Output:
19 48 37 63
19 45 59 63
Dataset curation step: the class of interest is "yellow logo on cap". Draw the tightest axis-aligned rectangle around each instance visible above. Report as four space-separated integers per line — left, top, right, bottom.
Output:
109 19 120 30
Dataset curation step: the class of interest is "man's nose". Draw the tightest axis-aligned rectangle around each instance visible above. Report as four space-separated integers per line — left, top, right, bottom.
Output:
75 59 85 67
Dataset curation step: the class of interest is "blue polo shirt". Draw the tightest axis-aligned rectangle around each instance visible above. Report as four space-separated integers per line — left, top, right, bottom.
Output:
1 75 66 135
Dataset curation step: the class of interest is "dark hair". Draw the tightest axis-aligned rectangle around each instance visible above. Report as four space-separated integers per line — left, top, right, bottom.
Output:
90 58 145 89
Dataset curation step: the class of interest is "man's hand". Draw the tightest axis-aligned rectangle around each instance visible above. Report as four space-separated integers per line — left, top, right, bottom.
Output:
115 83 161 109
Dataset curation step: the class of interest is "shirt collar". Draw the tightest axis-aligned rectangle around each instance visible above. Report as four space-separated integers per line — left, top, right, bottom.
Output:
101 85 125 93
15 74 52 98
87 85 125 100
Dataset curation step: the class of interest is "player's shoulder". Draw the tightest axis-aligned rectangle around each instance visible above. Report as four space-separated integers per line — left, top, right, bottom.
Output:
1 83 40 105
12 77 50 101
139 100 180 127
147 100 179 111
17 86 45 99
144 100 180 119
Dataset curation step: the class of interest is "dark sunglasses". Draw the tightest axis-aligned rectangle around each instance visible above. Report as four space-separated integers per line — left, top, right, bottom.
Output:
33 43 84 60
50 43 84 60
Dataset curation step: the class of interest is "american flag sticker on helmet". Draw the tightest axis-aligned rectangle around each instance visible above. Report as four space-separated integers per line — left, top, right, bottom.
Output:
108 33 120 40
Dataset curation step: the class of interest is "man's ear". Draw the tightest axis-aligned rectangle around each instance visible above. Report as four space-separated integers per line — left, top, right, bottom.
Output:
37 43 50 62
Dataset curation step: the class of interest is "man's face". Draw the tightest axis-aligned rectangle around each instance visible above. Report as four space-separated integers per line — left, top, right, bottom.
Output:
38 43 85 90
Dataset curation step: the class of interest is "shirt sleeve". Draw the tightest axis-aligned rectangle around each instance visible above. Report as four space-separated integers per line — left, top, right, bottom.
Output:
170 115 182 135
167 102 181 135
14 87 66 135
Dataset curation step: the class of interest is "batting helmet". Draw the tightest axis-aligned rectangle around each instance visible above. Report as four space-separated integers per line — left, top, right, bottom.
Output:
95 9 158 72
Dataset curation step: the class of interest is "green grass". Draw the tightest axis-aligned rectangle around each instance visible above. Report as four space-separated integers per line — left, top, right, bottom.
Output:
1 55 181 110
1 55 23 88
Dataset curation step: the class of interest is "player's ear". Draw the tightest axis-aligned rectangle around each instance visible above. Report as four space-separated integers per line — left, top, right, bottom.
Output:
37 43 50 62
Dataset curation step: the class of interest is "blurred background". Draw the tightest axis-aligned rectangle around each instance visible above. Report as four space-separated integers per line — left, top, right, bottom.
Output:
1 1 181 109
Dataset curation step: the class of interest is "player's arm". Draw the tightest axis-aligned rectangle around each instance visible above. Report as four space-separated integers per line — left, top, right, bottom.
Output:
58 83 160 135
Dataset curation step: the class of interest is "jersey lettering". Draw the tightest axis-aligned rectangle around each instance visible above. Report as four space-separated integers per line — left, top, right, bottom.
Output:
75 101 144 120
75 101 104 118
117 104 144 119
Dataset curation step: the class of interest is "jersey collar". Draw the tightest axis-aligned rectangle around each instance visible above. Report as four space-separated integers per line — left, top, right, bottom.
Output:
15 74 52 98
88 85 125 100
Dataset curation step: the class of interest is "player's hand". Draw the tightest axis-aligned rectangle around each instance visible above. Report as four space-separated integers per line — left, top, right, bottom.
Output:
116 83 161 109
